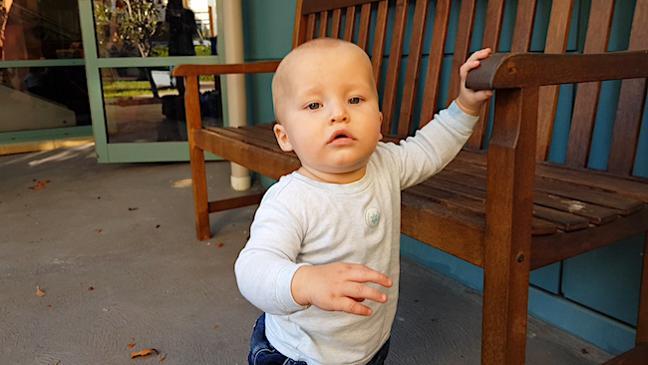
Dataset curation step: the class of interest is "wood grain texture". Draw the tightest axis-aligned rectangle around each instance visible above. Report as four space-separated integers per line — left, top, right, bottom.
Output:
608 0 648 175
184 77 211 240
331 8 342 38
420 0 450 126
398 0 429 136
482 87 538 365
357 3 372 50
566 0 616 168
305 13 316 41
466 51 648 90
293 0 307 46
318 10 329 37
371 0 389 88
536 0 575 160
343 6 356 41
446 0 476 104
381 0 408 135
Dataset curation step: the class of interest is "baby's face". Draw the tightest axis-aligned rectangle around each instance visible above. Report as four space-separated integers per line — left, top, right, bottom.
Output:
273 43 383 181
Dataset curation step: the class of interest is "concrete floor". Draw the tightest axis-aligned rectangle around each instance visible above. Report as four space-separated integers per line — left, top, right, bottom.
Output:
0 145 612 364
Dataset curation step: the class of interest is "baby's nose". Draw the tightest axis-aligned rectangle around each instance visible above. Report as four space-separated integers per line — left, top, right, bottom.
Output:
330 114 348 123
330 106 349 123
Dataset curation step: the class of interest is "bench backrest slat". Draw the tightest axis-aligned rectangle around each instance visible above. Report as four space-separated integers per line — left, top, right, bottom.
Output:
397 0 429 136
357 3 372 50
304 13 316 41
419 0 451 128
318 10 329 37
381 0 409 136
343 6 356 41
608 0 648 175
535 0 575 160
372 1 390 89
358 4 371 51
446 0 477 106
331 9 342 38
511 0 538 52
566 0 616 168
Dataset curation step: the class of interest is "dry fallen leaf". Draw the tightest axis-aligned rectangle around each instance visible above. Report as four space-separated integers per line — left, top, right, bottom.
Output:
35 286 46 297
95 228 103 234
217 243 224 248
172 178 192 188
29 180 49 191
159 353 167 362
127 343 136 349
130 348 158 359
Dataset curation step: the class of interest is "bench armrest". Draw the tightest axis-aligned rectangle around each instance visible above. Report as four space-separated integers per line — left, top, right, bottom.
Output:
172 61 280 77
466 50 648 90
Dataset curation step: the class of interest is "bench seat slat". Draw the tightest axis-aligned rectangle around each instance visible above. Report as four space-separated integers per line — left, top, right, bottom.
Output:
425 174 589 232
203 125 645 245
457 150 648 202
448 157 643 215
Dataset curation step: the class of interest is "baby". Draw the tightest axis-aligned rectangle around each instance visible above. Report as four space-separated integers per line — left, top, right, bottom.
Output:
235 38 492 365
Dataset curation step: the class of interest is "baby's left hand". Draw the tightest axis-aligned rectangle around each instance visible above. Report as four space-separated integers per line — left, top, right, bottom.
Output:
456 48 494 116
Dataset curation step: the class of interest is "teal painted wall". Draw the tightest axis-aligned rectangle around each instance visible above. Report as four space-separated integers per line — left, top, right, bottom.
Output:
240 0 647 354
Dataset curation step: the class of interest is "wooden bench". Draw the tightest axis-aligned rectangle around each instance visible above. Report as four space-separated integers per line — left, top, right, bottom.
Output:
173 0 648 363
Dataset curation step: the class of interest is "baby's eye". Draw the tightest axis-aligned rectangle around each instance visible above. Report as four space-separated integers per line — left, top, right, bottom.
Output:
349 97 362 105
307 102 321 110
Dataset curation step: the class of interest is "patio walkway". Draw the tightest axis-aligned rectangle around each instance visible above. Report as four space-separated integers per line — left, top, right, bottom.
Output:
0 145 611 364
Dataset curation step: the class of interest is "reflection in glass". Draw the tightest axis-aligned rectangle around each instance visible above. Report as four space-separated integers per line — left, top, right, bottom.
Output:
93 0 217 58
101 67 221 143
0 67 90 132
0 0 83 60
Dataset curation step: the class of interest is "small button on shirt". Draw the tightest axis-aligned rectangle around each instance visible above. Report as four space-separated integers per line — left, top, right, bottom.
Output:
365 207 381 227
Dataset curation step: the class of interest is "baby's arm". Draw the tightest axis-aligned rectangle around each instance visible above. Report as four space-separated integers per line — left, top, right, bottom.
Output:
235 198 309 315
235 197 392 316
382 49 493 189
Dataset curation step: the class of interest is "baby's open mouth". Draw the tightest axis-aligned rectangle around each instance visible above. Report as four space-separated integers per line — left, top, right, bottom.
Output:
327 130 355 144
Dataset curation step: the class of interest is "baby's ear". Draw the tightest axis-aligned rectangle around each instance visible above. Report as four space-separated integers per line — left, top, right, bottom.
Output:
273 123 294 152
378 112 384 140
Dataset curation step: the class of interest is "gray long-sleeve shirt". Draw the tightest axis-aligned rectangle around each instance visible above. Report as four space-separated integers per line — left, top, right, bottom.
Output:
235 102 478 364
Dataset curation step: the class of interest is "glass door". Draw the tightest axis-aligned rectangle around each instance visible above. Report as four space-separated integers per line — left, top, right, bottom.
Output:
79 0 224 162
0 0 92 151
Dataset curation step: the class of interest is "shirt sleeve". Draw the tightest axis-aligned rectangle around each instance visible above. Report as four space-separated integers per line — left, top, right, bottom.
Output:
234 196 310 315
380 101 479 190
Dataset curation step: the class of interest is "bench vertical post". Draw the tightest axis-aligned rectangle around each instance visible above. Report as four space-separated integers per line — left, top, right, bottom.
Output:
482 87 538 364
184 76 211 240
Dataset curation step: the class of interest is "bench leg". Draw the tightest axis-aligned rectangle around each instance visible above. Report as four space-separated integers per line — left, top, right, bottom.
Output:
184 75 211 240
189 145 211 240
481 239 530 365
637 232 648 344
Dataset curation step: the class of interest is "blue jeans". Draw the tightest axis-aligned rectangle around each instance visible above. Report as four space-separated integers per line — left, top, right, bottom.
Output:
248 314 390 365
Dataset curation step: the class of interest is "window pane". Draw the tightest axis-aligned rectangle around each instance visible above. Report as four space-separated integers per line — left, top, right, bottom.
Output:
0 67 90 132
93 0 218 58
0 0 83 60
101 67 222 143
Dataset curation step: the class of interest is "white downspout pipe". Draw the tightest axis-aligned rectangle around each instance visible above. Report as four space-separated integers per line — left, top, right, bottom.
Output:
222 0 251 191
